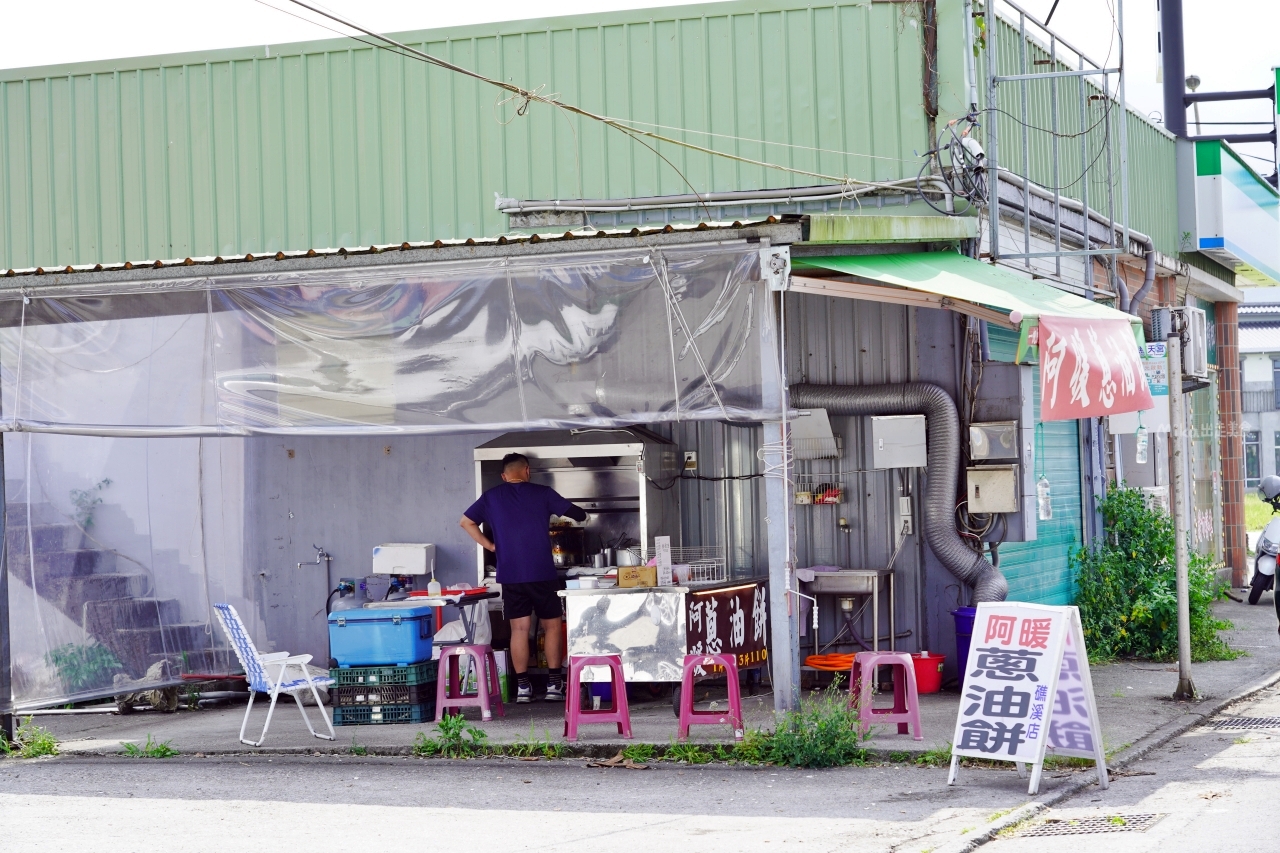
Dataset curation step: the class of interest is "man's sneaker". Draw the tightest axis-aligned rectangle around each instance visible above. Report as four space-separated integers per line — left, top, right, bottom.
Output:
516 682 533 704
545 681 565 702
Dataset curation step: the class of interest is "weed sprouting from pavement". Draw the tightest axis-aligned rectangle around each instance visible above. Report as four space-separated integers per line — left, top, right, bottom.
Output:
121 734 177 758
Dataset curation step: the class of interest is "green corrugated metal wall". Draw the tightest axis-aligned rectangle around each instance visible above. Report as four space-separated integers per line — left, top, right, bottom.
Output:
0 0 977 270
988 326 1083 605
984 13 1179 255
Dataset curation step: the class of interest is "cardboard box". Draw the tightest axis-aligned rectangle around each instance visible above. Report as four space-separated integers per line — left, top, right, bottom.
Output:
617 565 657 588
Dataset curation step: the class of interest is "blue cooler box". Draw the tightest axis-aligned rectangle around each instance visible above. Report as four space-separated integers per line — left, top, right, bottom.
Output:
328 605 434 667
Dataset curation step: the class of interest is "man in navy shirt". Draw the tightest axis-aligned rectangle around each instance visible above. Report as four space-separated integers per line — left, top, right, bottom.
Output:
461 452 588 703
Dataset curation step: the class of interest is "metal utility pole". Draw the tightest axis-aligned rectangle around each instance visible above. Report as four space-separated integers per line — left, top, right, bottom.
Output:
1167 333 1195 700
1161 0 1187 137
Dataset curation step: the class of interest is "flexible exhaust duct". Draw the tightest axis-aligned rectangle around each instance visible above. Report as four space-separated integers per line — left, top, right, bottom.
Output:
790 382 1008 602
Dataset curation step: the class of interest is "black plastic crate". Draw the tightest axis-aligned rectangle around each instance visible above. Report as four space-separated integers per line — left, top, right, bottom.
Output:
331 701 436 726
332 682 436 706
329 659 438 687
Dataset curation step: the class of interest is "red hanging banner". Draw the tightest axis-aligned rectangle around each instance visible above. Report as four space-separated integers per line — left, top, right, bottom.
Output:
1036 315 1153 422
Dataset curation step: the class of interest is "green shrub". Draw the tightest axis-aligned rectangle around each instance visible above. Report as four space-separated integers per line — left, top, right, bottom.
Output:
45 643 123 693
735 679 871 768
1074 486 1241 663
0 717 59 758
413 713 488 758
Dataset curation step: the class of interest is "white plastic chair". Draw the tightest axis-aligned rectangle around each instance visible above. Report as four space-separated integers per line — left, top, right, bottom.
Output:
213 603 336 747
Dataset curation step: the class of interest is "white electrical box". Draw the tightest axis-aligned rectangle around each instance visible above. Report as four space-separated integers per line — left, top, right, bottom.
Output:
865 415 928 469
372 543 436 575
967 466 1020 514
1152 306 1209 380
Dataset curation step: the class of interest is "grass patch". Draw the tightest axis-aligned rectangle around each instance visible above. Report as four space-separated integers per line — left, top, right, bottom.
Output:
887 750 912 763
665 741 713 764
413 713 489 758
0 717 59 758
1245 493 1273 534
622 743 656 763
914 743 952 767
121 734 178 758
1075 486 1243 663
507 724 564 760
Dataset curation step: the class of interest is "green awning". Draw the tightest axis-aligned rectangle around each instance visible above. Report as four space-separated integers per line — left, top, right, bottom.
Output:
791 251 1136 329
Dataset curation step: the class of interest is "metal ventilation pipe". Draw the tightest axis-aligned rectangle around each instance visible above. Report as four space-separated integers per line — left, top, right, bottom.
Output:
790 382 1009 602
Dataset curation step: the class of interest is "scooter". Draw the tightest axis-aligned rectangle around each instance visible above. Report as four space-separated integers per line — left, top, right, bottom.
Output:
1247 475 1280 606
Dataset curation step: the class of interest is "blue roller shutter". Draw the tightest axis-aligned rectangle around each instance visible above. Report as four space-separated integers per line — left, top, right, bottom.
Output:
985 327 1084 604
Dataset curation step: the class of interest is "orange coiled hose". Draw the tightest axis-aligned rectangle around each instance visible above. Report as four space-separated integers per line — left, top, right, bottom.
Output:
804 653 856 671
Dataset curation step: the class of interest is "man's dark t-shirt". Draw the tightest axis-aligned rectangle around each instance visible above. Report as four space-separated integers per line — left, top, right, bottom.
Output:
463 482 587 584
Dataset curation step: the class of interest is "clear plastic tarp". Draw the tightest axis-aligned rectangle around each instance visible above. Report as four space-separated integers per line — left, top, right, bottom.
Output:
0 241 780 708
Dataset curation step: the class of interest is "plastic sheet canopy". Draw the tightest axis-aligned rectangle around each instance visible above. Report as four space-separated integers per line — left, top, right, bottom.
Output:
0 242 778 435
0 242 780 708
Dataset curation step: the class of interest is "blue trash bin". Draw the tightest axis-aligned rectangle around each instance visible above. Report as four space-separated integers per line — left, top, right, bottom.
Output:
951 606 977 688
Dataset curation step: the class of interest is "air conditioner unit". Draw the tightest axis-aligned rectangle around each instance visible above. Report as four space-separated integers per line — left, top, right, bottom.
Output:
1150 306 1209 380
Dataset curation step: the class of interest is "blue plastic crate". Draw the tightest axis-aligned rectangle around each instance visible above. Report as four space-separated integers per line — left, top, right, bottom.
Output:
329 660 438 687
332 701 435 726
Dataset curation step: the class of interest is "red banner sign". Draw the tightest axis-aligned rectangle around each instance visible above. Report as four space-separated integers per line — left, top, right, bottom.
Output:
1036 316 1153 422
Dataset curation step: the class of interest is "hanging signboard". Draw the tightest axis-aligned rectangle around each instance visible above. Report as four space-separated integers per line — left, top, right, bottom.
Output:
1109 341 1172 434
1037 316 1153 422
947 603 1108 795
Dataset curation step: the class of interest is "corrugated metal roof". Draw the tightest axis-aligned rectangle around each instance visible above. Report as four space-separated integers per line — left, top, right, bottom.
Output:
1239 324 1280 353
0 0 960 272
1 216 788 280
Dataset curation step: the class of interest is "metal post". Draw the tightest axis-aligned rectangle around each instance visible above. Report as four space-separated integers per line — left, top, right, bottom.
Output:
1018 13 1032 268
761 290 799 713
1167 334 1196 700
1050 34 1063 278
985 4 1000 261
0 429 10 744
962 0 980 112
1161 0 1187 137
1102 71 1119 305
1117 0 1130 251
1078 51 1093 298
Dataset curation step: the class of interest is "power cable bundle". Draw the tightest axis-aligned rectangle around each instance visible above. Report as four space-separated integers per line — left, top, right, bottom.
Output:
917 113 988 216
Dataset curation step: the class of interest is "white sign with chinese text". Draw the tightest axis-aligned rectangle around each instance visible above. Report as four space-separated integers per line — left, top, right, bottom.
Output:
947 603 1107 794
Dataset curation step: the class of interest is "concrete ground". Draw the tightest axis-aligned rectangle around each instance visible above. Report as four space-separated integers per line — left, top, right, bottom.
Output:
985 676 1280 853
33 597 1280 758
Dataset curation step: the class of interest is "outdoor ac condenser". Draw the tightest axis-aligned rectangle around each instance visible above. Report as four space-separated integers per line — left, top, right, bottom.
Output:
1151 306 1210 380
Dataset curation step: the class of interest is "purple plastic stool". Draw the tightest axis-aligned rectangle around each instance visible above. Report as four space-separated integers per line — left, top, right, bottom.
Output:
848 651 922 740
434 644 504 722
564 654 631 742
677 654 744 742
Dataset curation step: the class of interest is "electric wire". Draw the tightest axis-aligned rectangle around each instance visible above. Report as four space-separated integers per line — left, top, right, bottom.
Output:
269 0 930 193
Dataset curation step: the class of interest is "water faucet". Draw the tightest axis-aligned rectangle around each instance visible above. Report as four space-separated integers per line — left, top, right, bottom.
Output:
297 545 332 570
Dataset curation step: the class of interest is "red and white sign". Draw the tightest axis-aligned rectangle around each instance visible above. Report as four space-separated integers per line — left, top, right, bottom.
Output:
1037 316 1153 422
949 603 1107 795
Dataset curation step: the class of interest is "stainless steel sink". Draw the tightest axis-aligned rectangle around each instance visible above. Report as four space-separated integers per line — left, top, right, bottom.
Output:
808 569 890 595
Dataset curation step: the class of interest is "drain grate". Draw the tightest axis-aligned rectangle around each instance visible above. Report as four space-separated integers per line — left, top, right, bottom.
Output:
1019 814 1165 837
1207 716 1280 731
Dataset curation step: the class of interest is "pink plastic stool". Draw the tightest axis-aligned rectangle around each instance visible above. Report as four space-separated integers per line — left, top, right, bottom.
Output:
435 644 505 722
848 651 922 740
677 654 745 742
564 654 632 742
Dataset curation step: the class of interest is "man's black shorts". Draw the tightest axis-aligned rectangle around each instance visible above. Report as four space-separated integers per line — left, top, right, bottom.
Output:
502 580 563 620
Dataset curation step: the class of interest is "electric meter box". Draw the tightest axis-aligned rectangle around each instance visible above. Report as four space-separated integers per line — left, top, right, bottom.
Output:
969 421 1019 461
372 543 436 575
865 415 928 469
967 465 1020 514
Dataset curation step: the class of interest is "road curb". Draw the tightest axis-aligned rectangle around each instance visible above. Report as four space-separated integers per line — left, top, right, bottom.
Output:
934 666 1280 853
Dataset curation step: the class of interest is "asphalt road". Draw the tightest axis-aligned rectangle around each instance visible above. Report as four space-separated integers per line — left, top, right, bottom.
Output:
6 681 1280 853
0 742 1067 853
988 682 1280 853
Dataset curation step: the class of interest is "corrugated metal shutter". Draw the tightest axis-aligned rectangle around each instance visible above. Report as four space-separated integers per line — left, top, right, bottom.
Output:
986 326 1082 605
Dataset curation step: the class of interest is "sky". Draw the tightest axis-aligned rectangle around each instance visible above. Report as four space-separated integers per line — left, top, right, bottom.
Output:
2 0 1277 173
